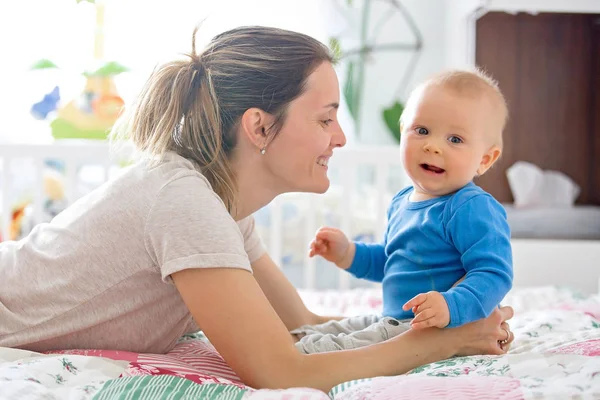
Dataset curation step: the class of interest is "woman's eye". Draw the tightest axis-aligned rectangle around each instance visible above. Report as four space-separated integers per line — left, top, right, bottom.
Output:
417 127 428 135
322 119 333 126
448 136 463 144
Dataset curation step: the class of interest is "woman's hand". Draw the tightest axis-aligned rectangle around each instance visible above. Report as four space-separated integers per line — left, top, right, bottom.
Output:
454 306 515 356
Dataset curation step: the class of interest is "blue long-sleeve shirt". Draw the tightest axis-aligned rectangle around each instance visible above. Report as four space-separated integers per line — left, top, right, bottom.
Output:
348 182 513 327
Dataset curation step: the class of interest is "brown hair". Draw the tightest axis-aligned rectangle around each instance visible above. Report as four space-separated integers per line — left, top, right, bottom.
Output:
112 26 334 212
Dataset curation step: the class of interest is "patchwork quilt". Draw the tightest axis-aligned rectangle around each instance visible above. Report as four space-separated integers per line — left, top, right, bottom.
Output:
1 286 599 399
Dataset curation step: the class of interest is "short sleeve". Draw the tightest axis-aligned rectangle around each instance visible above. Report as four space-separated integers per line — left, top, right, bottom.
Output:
144 173 252 283
236 216 266 263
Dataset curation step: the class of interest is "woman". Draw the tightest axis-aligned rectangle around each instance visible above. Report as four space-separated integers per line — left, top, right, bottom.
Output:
0 26 514 392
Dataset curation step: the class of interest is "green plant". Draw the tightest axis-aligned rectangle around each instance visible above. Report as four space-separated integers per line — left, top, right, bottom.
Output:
382 101 403 143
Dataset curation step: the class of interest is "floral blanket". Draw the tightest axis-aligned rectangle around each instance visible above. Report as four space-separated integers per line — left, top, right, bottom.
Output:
1 286 599 399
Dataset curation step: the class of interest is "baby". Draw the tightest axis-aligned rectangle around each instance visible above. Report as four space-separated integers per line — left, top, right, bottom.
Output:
293 69 513 354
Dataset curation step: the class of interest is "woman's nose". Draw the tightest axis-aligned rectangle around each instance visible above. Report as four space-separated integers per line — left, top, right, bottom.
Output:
332 123 347 148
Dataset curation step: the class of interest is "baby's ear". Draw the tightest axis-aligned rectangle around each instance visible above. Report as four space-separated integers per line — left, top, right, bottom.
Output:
477 145 501 176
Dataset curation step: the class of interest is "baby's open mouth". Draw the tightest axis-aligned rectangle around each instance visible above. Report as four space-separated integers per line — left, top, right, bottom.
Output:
420 164 445 174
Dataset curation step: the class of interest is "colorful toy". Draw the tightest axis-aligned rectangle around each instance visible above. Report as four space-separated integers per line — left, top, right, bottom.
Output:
31 86 61 120
51 62 127 140
2 167 67 242
43 168 68 220
30 0 128 140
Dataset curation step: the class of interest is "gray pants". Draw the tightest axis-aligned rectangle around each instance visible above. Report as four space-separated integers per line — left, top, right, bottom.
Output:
292 315 411 354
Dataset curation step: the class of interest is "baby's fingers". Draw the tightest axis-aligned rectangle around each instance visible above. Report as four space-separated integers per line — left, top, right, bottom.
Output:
315 227 344 243
411 316 437 330
403 293 428 311
412 308 436 324
410 311 442 330
411 319 437 330
309 240 321 255
309 239 329 257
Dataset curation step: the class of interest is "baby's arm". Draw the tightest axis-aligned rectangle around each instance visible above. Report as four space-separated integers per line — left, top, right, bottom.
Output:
348 241 387 282
442 195 513 327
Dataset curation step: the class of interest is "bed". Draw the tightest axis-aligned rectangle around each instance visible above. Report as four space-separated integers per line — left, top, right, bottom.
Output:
1 286 599 399
504 204 600 240
0 142 599 398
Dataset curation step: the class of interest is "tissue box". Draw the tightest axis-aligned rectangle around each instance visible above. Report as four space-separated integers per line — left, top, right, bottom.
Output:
506 161 580 207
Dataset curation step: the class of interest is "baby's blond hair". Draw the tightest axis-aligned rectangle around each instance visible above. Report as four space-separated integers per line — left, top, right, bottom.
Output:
404 68 508 149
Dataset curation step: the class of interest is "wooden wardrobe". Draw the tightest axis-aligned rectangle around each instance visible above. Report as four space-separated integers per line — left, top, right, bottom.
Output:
474 12 600 205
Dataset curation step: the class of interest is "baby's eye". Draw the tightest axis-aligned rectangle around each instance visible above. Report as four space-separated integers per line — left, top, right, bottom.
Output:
416 127 429 135
448 136 463 144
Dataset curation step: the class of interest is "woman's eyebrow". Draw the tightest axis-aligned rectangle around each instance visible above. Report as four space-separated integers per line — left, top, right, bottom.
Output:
323 102 339 110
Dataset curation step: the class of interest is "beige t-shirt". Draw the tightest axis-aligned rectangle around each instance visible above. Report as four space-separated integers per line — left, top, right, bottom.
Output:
0 152 266 353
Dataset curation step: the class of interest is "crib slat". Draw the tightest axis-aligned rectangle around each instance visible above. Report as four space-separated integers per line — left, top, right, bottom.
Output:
1 157 10 241
104 160 112 182
375 162 389 239
304 194 317 290
269 196 283 268
339 164 355 290
32 157 45 227
64 160 78 206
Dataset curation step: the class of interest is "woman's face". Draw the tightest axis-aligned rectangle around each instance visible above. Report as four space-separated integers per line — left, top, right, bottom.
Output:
264 62 346 194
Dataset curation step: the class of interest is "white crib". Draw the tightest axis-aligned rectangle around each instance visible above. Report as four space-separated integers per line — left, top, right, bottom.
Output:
1 141 599 294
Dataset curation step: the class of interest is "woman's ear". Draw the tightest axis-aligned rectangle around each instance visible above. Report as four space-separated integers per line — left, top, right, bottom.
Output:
477 145 502 176
240 108 272 152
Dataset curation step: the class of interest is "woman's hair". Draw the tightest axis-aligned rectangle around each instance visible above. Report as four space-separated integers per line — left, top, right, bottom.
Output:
112 26 334 212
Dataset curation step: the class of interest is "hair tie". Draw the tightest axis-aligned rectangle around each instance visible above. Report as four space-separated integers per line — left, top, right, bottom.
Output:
192 57 205 76
181 61 204 117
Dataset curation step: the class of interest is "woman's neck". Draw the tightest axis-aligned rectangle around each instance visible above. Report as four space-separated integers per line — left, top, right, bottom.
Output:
230 155 280 221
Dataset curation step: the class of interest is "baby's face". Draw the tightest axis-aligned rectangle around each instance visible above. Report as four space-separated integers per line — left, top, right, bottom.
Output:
400 85 501 200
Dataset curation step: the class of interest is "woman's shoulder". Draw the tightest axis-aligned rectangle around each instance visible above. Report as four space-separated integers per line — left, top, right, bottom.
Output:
57 152 216 222
136 151 212 190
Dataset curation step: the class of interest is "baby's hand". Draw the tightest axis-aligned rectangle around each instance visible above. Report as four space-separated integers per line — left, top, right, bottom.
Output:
309 227 354 269
402 291 450 329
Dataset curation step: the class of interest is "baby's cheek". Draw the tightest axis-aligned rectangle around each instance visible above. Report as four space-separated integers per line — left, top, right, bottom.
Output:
400 143 417 166
452 156 478 176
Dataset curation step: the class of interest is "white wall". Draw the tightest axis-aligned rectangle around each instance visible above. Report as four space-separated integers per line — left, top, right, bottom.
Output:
0 0 450 147
443 0 600 70
343 0 600 147
6 0 598 146
0 0 331 144
338 0 447 146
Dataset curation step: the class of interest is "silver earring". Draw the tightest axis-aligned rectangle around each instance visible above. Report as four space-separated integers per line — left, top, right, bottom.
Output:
260 147 266 155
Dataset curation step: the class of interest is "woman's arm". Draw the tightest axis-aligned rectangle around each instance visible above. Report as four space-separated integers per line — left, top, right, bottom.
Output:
172 267 513 392
251 253 325 329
